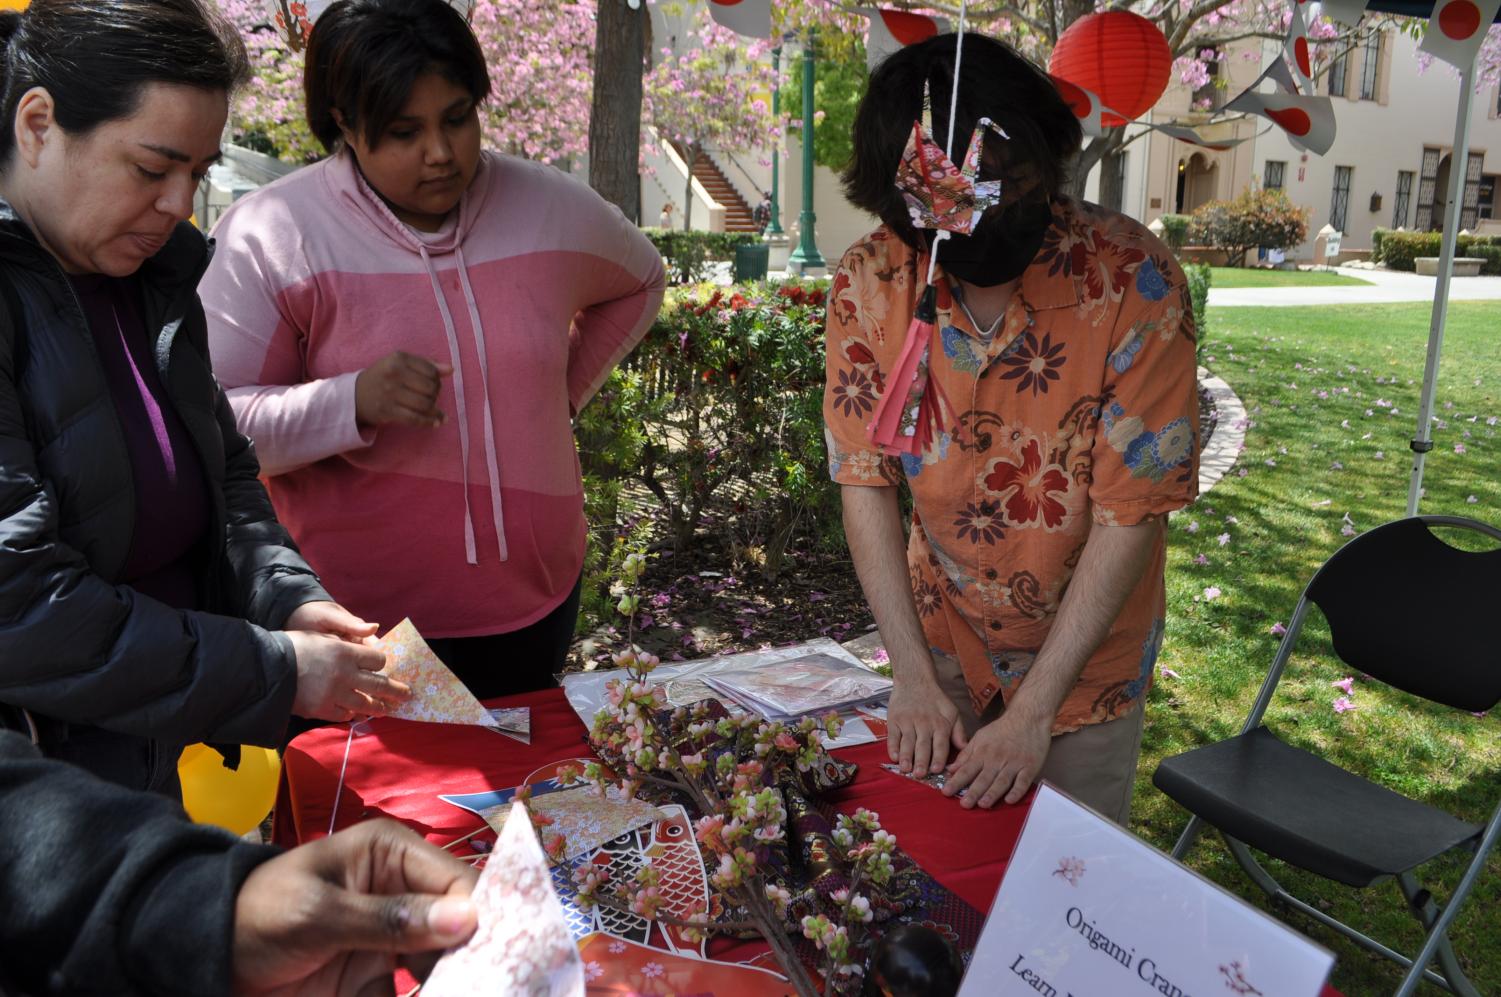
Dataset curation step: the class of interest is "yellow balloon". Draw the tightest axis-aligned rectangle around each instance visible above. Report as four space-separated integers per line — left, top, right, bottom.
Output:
178 743 282 836
0 0 28 9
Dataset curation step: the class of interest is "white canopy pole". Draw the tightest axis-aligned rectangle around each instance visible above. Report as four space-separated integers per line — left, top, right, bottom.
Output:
1406 53 1477 517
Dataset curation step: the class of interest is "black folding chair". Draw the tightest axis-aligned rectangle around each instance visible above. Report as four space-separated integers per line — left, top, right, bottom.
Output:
1154 515 1501 997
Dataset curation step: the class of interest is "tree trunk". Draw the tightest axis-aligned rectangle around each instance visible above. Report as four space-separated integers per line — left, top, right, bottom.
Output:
1066 132 1125 204
588 0 646 222
1098 149 1125 212
682 142 699 232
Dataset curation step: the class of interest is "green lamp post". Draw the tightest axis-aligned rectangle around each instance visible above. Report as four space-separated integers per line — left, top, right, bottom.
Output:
787 28 825 272
767 45 784 238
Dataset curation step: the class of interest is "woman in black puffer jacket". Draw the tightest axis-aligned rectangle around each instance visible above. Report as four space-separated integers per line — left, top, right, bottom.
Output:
0 0 408 795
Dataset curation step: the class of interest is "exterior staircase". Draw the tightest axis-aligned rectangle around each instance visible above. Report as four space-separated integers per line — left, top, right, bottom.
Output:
680 147 759 233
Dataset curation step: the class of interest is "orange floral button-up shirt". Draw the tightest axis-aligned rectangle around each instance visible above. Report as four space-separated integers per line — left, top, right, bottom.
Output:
822 198 1199 733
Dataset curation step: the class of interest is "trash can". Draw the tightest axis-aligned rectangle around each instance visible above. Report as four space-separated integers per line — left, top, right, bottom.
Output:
733 241 770 282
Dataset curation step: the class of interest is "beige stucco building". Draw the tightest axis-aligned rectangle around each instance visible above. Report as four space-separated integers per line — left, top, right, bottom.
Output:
1085 28 1501 260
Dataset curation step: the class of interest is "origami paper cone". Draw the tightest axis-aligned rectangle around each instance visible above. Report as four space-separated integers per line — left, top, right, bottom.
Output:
376 619 494 727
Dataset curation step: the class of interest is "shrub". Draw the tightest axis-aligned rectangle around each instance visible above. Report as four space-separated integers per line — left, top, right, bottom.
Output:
1468 244 1501 275
1372 230 1499 271
1187 187 1309 267
1158 214 1191 251
574 278 837 617
1184 262 1211 353
644 229 760 284
1371 227 1389 262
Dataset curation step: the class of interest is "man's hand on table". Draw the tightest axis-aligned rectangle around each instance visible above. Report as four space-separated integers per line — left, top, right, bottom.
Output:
232 819 479 997
942 708 1052 810
887 672 966 776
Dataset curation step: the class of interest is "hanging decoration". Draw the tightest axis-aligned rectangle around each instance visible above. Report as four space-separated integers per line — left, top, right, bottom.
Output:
1048 11 1173 126
1049 74 1116 137
265 0 473 50
859 7 950 70
706 0 771 38
868 12 980 459
1284 0 1315 93
1224 60 1336 155
1420 0 1501 68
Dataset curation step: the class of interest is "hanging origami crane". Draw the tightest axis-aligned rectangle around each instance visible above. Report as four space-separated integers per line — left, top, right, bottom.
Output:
868 14 989 458
893 116 1010 237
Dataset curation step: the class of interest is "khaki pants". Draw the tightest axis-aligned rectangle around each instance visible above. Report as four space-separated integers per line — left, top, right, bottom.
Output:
932 653 1146 826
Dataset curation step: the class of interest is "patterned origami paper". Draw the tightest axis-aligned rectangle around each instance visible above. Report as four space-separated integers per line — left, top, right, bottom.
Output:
376 619 493 727
423 801 586 997
481 786 665 865
894 118 1010 235
575 932 791 995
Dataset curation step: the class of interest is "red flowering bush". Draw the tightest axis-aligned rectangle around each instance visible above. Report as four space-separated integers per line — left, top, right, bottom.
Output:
1187 186 1309 267
575 278 836 604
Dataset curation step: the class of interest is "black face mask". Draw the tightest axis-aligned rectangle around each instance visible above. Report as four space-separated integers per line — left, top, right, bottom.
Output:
935 197 1052 287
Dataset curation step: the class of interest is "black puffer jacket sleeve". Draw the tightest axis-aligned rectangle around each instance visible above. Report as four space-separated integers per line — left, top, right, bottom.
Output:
0 336 300 748
210 332 332 631
0 731 281 996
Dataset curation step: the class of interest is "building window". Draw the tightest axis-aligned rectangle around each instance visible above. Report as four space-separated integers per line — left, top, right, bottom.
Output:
1331 166 1353 232
1393 170 1414 228
1265 160 1286 191
1416 146 1441 230
1360 32 1382 100
1329 48 1349 97
1192 59 1222 111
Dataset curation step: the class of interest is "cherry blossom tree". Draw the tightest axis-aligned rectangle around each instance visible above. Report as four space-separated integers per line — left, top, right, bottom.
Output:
643 13 780 230
214 0 594 166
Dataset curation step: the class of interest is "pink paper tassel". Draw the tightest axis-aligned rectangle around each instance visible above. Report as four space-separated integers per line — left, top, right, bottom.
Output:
867 286 951 456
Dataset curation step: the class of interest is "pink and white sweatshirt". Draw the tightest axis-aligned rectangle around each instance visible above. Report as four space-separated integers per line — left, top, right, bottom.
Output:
201 150 665 639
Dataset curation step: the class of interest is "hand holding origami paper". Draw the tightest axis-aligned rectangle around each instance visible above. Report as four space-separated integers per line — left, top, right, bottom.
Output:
376 619 493 726
422 802 586 996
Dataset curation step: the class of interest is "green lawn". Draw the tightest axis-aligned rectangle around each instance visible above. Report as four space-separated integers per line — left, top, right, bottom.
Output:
1209 267 1373 288
1136 302 1501 996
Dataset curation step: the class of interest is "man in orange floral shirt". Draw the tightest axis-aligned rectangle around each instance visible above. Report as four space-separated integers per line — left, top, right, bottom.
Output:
825 35 1198 822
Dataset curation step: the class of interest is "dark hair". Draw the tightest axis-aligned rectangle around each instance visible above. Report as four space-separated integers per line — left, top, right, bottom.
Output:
305 0 491 153
0 0 248 164
842 33 1082 250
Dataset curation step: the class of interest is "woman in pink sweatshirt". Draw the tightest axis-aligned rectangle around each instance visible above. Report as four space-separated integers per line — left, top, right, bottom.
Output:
201 0 665 699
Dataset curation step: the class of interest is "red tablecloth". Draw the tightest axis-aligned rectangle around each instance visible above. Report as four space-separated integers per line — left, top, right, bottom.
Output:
276 688 1342 996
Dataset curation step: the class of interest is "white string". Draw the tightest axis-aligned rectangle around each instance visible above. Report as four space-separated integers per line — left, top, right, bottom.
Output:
927 0 970 289
326 720 358 838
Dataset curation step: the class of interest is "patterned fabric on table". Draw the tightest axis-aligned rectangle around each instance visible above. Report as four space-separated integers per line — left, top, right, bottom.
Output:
822 197 1199 732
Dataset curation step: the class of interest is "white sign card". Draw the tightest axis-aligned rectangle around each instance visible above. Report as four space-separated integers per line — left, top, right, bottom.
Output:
959 784 1334 997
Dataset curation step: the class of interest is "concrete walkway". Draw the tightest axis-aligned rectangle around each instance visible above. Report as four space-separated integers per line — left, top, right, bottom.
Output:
1207 266 1501 307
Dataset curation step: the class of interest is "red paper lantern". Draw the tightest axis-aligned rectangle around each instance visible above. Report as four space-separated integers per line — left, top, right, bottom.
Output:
1048 11 1172 127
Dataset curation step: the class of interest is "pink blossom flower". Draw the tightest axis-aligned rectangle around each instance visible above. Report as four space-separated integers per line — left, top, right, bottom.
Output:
1270 622 1287 636
1454 443 1467 454
1217 533 1231 547
1333 696 1357 714
1159 665 1181 679
1194 554 1210 566
1332 676 1355 695
1203 586 1222 601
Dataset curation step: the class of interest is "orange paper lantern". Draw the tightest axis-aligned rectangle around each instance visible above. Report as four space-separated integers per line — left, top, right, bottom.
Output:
1049 11 1172 127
